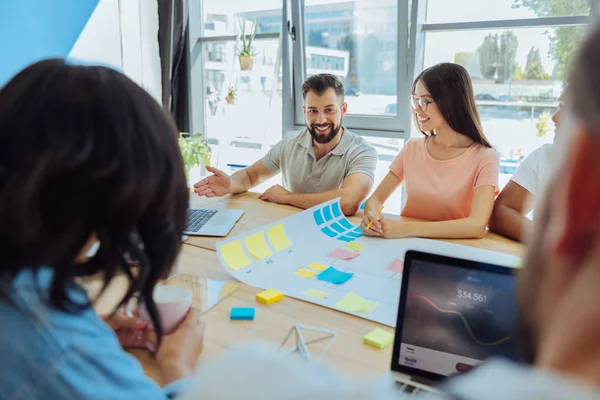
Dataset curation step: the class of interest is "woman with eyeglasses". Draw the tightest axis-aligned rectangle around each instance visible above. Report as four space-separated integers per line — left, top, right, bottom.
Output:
361 63 499 239
0 59 204 399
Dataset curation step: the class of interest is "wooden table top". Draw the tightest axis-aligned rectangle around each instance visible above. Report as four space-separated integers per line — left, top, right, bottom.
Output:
93 192 524 386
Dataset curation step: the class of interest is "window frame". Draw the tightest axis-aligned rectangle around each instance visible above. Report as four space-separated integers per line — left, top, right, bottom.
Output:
291 0 411 139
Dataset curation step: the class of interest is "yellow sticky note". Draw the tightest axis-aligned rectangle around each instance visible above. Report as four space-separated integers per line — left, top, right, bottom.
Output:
256 289 284 304
307 262 329 272
363 327 394 349
304 289 329 299
335 292 366 312
363 300 379 313
346 242 365 253
220 240 251 271
266 223 293 251
244 231 273 260
296 268 318 279
514 258 525 268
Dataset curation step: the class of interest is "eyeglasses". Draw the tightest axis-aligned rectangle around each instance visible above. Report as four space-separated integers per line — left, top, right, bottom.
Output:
409 95 435 112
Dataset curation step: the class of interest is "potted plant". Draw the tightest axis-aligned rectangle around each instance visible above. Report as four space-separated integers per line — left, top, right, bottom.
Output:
225 86 237 104
178 132 212 185
238 19 257 70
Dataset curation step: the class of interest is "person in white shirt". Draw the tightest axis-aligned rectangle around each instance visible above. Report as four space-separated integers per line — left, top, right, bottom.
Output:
181 24 600 400
488 88 567 242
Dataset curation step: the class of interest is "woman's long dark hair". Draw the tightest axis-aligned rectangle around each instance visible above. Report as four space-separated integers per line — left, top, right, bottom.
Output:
0 59 189 343
413 63 493 148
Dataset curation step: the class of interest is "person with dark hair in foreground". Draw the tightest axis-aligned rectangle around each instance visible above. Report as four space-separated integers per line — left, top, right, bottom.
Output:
362 63 500 239
182 24 600 400
193 73 377 216
0 59 204 399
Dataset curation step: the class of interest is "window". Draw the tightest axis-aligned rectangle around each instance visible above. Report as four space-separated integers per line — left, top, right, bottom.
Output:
293 0 410 135
418 0 592 189
188 0 596 209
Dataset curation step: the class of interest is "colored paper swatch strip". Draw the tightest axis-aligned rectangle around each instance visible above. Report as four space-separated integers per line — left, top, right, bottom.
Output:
266 223 292 251
386 259 404 274
313 209 325 226
339 219 355 230
321 226 337 238
317 267 354 284
304 289 329 299
332 202 343 218
220 240 252 271
322 205 333 221
244 231 273 260
327 248 360 261
330 222 346 233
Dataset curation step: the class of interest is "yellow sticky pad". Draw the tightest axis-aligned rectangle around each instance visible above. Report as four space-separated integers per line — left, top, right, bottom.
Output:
256 289 284 305
266 223 293 251
514 258 525 268
295 268 318 278
363 300 379 313
304 289 329 299
220 240 252 271
307 262 329 272
335 292 366 312
363 327 394 349
345 242 365 253
244 231 273 260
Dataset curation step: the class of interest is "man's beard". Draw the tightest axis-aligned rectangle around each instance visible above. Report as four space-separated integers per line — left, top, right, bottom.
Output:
307 120 342 144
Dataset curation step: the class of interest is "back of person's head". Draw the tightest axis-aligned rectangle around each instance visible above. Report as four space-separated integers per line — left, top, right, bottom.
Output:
302 73 345 103
413 63 492 148
0 59 189 339
518 23 600 368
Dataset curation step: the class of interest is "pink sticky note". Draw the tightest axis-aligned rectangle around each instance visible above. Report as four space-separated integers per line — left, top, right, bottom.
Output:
327 248 360 261
386 259 404 274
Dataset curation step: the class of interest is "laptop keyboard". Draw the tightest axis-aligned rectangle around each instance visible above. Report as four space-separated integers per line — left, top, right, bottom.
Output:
395 382 439 398
186 209 218 232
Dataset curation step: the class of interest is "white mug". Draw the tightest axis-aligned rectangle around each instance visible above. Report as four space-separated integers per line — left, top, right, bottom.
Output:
139 286 193 334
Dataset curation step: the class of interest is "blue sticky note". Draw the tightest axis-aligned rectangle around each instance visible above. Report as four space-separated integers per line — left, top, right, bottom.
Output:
330 222 346 233
317 267 354 284
353 227 362 234
230 307 255 320
345 231 363 239
322 205 333 221
332 202 342 218
321 226 337 237
339 219 354 230
313 209 325 226
360 201 366 210
337 235 354 242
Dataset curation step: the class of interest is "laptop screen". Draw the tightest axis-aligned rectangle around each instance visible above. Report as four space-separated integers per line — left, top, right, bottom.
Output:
392 251 518 381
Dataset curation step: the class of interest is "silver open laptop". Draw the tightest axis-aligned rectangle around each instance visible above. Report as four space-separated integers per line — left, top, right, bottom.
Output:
390 250 518 395
184 208 244 236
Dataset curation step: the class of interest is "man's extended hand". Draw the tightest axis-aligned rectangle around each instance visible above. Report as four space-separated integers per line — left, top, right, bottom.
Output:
193 166 232 198
258 184 291 205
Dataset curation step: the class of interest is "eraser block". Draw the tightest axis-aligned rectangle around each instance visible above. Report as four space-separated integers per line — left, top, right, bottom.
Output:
363 327 394 349
256 289 284 305
230 307 255 320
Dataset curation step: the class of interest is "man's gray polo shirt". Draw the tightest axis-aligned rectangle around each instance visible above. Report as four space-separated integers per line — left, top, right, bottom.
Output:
261 128 377 193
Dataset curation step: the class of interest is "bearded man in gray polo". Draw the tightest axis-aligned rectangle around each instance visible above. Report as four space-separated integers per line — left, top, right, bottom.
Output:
193 74 377 216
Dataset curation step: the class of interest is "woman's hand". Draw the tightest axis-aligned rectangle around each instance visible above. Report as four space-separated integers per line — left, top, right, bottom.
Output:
361 211 384 236
155 308 206 385
103 312 155 350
